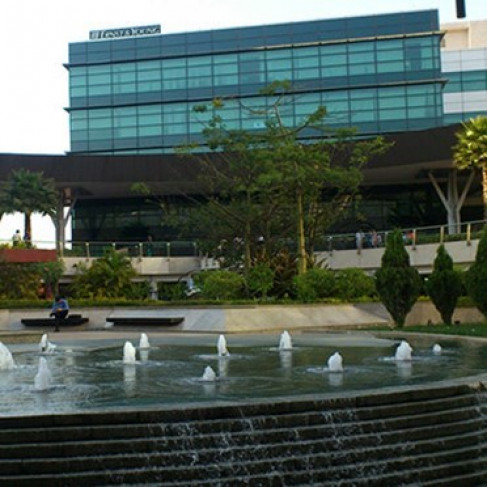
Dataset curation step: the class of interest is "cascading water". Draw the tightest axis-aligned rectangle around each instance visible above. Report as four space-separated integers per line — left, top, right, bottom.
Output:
279 330 293 351
0 342 15 370
327 351 343 372
139 333 150 350
34 357 51 391
123 341 137 364
217 334 229 357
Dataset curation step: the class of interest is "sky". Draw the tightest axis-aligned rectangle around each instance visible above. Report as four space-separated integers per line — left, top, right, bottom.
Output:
0 0 485 244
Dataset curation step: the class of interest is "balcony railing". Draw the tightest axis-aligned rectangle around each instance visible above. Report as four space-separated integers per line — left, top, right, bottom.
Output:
314 219 487 253
1 220 485 258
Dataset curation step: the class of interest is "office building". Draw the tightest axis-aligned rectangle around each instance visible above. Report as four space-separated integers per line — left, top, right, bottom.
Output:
66 10 444 154
59 11 487 241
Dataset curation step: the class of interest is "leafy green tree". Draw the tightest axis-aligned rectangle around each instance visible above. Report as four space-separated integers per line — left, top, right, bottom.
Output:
425 244 462 325
184 81 389 275
453 116 487 219
465 227 487 317
71 248 138 298
375 229 422 327
0 169 58 242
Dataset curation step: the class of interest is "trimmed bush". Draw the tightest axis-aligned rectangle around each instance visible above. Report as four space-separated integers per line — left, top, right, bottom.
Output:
466 227 487 317
425 244 462 325
334 268 376 300
375 229 422 327
295 267 335 302
199 270 245 300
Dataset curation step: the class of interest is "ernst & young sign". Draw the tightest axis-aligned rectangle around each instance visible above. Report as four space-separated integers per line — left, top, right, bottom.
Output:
89 25 161 40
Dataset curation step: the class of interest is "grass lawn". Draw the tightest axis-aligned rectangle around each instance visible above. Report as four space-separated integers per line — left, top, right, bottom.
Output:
371 322 487 338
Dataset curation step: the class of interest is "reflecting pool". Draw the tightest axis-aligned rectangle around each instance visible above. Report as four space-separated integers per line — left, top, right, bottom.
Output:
1 332 486 416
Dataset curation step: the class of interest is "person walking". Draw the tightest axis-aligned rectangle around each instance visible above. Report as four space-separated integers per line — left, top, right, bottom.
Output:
12 229 21 246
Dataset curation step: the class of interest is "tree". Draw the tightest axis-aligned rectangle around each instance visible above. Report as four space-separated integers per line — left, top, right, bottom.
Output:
453 116 487 219
465 227 487 317
186 81 388 275
425 244 462 325
375 229 422 327
0 169 58 242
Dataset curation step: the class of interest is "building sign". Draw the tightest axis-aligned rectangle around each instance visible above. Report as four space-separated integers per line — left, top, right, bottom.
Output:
89 24 161 40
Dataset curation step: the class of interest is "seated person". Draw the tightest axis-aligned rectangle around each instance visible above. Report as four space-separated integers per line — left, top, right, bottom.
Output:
50 295 69 332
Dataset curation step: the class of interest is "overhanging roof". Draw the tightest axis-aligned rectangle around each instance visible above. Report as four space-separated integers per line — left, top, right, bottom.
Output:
0 124 463 200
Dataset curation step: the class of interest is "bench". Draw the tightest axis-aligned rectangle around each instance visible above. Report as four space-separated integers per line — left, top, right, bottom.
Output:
105 317 184 327
21 314 89 327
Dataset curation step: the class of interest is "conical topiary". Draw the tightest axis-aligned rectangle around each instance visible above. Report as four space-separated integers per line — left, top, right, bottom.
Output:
375 229 422 327
425 244 462 325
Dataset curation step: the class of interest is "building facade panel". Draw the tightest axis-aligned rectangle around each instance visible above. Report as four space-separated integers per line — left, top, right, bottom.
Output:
67 10 444 154
441 21 487 124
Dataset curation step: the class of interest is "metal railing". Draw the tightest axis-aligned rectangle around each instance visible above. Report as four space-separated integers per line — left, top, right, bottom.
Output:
315 219 487 253
2 220 486 258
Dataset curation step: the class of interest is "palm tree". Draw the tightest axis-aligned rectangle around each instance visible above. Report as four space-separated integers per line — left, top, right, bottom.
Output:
453 116 487 219
0 169 58 242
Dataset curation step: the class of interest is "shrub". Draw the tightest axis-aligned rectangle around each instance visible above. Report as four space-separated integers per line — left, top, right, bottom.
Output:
295 267 335 302
425 244 462 325
269 248 298 298
334 268 376 301
71 248 138 299
198 270 245 300
158 282 187 301
0 262 41 299
375 229 422 327
246 263 275 298
465 227 487 317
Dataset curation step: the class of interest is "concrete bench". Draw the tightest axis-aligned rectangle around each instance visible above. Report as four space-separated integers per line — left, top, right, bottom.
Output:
21 314 89 327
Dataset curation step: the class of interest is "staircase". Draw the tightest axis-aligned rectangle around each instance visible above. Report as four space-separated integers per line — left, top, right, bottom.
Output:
0 382 486 486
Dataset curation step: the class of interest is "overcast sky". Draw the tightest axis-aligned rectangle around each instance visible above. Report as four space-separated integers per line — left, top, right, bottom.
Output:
0 0 484 242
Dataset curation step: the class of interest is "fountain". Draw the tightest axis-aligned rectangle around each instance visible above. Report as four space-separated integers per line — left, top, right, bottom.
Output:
327 351 343 372
34 357 51 391
139 333 150 350
201 365 217 382
395 340 413 361
39 334 56 354
0 342 15 370
123 341 137 364
217 334 230 356
0 332 486 485
278 330 293 351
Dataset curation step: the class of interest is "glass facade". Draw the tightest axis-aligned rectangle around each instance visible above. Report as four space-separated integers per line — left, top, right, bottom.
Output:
67 10 444 154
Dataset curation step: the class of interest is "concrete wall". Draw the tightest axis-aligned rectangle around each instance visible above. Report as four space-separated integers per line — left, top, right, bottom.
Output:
317 239 479 274
2 302 484 334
